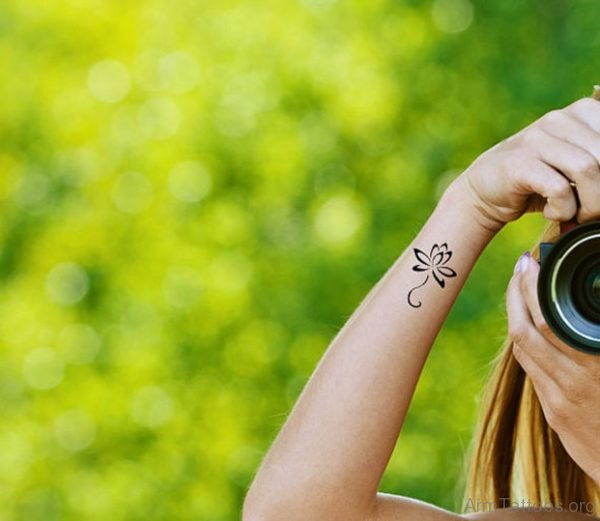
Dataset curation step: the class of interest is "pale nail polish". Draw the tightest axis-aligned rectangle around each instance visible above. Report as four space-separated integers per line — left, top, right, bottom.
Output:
514 255 523 274
514 252 530 274
521 251 531 272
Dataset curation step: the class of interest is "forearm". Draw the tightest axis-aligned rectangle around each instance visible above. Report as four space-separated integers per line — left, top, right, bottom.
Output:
245 179 500 520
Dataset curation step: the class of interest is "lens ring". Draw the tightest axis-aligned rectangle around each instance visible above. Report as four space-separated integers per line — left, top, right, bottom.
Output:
538 220 600 355
572 259 600 322
584 267 600 311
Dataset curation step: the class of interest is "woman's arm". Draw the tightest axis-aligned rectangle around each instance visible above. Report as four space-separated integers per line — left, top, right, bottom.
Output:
244 95 600 521
243 177 498 521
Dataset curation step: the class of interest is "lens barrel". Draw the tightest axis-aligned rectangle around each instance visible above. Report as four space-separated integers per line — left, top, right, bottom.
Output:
538 220 600 355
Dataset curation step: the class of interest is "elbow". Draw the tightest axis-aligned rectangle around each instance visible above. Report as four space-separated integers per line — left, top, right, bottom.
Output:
243 469 366 521
240 506 261 521
242 484 276 521
241 497 262 521
242 506 268 521
242 492 278 521
243 484 366 521
242 483 305 521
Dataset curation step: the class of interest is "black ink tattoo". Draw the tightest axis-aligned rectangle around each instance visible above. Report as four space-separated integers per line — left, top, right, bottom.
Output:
407 243 457 308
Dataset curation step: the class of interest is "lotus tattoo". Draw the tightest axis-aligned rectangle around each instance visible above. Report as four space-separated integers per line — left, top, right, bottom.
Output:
407 243 457 308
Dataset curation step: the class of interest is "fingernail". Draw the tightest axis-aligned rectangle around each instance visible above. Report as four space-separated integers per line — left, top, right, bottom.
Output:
513 255 523 274
521 251 532 272
514 252 530 274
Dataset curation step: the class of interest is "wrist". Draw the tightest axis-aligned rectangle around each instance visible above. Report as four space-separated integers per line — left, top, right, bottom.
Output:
442 175 505 238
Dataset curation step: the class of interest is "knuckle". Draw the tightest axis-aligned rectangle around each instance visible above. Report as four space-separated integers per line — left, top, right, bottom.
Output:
570 97 597 112
503 150 528 171
547 395 570 426
574 156 599 179
549 177 573 198
509 323 529 345
511 341 522 359
520 126 545 146
511 342 529 367
563 380 586 404
540 109 567 129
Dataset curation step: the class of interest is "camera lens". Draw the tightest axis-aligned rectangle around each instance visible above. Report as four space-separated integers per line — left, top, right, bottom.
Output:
538 220 600 355
585 267 600 311
573 260 600 323
590 270 600 304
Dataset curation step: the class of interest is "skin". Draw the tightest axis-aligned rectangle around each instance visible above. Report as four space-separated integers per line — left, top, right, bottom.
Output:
509 252 600 489
243 96 600 521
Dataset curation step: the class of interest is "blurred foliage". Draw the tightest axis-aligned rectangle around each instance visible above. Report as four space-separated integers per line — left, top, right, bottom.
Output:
0 0 597 519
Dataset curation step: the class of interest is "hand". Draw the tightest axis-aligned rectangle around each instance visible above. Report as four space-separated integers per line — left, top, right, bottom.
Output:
452 96 600 233
507 251 600 488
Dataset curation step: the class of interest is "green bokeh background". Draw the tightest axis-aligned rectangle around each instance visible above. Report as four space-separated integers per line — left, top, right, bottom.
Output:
0 0 597 519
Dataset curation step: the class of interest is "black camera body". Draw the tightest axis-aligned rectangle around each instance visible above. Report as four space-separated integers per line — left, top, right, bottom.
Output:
538 220 600 355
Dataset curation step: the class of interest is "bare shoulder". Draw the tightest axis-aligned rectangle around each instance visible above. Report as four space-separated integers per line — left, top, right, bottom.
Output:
372 493 598 521
371 493 464 520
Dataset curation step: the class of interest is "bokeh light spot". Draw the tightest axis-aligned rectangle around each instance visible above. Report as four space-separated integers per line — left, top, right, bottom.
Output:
46 262 90 306
298 0 337 11
209 252 253 295
314 192 367 246
58 323 102 365
54 410 97 452
65 469 111 516
224 320 284 378
87 60 131 103
13 170 51 210
432 0 475 33
111 171 153 213
0 431 33 480
130 386 173 428
159 51 201 94
138 97 181 140
22 348 64 390
133 48 166 92
162 266 204 309
168 160 212 203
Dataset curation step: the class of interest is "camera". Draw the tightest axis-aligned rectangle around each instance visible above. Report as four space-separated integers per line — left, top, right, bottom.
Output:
538 220 600 355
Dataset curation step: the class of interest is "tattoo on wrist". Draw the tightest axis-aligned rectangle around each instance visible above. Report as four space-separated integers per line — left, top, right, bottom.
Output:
407 243 457 308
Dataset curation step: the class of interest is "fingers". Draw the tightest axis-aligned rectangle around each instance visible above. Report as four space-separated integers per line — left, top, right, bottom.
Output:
506 254 564 386
506 254 581 429
540 105 600 158
506 272 560 410
535 113 600 223
530 129 600 223
517 253 592 377
512 338 563 424
565 96 600 134
512 157 578 222
516 254 583 367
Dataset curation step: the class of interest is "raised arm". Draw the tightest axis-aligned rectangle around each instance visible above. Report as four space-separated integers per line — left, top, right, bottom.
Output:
243 177 497 521
243 95 600 521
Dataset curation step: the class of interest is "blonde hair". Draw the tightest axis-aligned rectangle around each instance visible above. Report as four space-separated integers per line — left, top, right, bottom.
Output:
463 221 599 515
